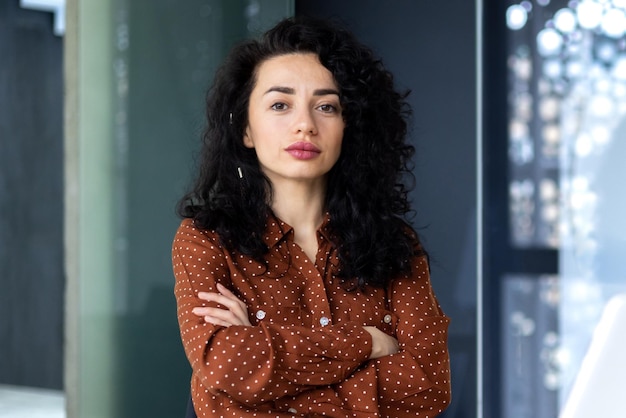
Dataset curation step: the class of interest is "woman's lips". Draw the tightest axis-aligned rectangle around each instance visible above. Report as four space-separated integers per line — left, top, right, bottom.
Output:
285 142 321 160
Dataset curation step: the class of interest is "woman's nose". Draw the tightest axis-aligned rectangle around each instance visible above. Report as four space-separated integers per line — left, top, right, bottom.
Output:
294 108 318 135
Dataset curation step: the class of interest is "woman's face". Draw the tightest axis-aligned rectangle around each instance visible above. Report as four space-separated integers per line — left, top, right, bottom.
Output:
244 53 345 187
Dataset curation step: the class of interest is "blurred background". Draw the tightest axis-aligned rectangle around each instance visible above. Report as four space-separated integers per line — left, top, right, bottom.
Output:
1 0 624 417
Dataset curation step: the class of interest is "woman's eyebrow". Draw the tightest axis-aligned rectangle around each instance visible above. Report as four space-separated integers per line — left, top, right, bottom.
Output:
264 86 339 96
264 86 294 95
313 88 340 96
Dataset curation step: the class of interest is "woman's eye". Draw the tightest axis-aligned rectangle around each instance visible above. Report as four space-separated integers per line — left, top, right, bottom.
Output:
318 104 337 113
271 102 288 111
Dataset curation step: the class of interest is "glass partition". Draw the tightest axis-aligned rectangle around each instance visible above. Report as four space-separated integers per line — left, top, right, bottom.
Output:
65 1 293 417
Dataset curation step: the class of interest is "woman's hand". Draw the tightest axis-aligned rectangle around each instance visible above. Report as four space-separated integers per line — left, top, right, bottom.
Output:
192 283 251 327
363 326 399 359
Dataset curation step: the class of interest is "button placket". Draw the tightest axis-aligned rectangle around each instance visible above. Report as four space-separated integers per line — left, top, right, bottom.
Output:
291 239 333 329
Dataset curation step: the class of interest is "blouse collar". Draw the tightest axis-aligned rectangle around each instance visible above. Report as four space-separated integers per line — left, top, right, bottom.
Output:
263 211 333 249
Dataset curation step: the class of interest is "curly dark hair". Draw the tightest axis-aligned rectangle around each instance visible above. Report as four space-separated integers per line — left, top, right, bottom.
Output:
178 16 424 289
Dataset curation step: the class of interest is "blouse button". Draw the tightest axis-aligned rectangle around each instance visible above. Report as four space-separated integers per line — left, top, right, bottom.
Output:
256 310 266 320
287 407 297 414
383 314 392 324
320 316 330 326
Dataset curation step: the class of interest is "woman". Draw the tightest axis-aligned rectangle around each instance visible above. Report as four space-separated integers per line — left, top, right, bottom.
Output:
173 16 451 417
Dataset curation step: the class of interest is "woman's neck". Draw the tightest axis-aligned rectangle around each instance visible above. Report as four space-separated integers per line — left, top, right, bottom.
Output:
270 179 325 229
269 179 326 261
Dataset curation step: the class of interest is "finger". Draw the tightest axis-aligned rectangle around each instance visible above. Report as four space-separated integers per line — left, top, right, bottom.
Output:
217 284 249 311
192 306 219 317
193 306 250 326
208 307 243 324
193 306 236 321
197 292 239 310
198 284 237 303
198 292 249 321
194 307 241 326
216 283 237 298
203 315 234 327
210 284 247 312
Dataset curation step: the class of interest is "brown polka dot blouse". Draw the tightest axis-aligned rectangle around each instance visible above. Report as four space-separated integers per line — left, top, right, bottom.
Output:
173 214 451 417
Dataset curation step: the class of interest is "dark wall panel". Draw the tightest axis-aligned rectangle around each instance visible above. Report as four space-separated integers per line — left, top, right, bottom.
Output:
0 0 64 389
296 1 477 416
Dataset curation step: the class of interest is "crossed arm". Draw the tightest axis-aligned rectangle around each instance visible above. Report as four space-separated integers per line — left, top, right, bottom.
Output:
191 282 400 359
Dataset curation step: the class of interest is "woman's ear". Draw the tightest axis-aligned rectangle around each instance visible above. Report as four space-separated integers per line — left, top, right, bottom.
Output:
243 128 254 148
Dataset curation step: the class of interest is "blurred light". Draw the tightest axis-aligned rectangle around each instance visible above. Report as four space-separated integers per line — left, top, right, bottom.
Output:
554 8 578 33
595 78 612 93
541 278 561 306
544 331 559 346
538 78 551 95
601 8 626 37
543 59 563 78
537 28 564 56
572 175 590 191
568 279 602 302
516 92 533 120
541 179 558 200
567 41 583 56
511 180 535 198
614 82 626 97
553 80 567 94
591 125 611 145
511 311 536 336
510 137 535 164
566 60 585 78
510 120 529 139
589 63 608 79
612 55 626 80
545 131 561 147
544 371 560 390
543 124 561 143
521 0 533 12
542 203 559 222
596 42 617 62
577 1 604 29
513 56 533 80
575 134 594 156
537 0 551 5
569 29 584 42
612 0 626 7
590 95 614 116
554 346 572 368
539 97 560 120
507 4 528 30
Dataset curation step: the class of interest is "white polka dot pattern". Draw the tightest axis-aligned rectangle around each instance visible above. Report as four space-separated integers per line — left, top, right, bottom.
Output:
172 215 451 417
